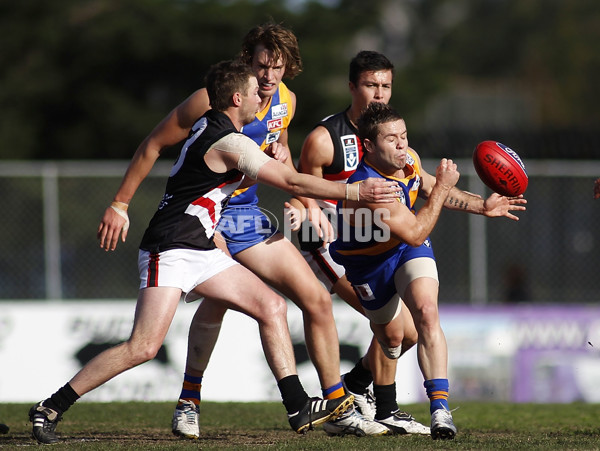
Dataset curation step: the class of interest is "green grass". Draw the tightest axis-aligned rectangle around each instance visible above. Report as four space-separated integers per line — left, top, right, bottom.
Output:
1 401 599 450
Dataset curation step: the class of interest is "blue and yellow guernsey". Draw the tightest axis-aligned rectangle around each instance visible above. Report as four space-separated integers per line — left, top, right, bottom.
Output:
330 149 435 309
228 82 293 206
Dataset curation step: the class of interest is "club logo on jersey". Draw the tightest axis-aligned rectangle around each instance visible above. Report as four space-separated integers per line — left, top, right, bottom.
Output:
354 283 376 302
341 134 359 171
397 189 406 205
267 118 282 130
271 103 288 119
265 131 280 144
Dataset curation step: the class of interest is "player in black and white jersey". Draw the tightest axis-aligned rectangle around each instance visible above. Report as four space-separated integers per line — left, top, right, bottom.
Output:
28 59 401 445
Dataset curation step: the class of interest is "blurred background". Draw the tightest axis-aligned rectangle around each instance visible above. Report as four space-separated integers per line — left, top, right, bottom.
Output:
2 0 600 405
2 0 599 302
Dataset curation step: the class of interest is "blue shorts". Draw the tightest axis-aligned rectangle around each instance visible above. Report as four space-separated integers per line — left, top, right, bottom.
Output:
344 239 436 311
216 205 279 256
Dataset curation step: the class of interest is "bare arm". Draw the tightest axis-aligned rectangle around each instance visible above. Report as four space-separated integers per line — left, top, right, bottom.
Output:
419 155 526 221
258 159 399 202
209 137 400 203
97 89 211 251
594 178 600 199
293 126 338 239
351 158 459 247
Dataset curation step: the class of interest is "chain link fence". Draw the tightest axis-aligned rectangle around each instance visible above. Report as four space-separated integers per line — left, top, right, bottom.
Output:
1 159 600 303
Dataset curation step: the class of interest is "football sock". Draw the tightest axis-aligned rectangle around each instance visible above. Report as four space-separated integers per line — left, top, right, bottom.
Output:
343 358 373 393
45 383 80 414
178 373 202 407
322 381 345 400
277 375 309 414
424 378 450 414
373 383 398 420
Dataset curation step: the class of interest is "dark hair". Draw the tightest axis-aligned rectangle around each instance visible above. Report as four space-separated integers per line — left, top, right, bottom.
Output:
239 22 303 79
349 51 394 85
205 59 254 112
357 102 404 143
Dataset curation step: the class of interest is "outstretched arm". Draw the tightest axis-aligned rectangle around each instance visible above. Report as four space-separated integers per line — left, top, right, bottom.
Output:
98 89 211 251
209 134 400 203
420 166 527 221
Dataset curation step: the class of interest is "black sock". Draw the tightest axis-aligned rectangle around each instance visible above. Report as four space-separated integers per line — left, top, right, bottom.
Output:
373 383 398 420
45 383 80 414
277 375 309 414
343 358 373 393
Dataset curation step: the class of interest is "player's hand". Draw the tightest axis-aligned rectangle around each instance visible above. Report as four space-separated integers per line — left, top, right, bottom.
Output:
594 178 600 199
435 158 460 190
359 178 401 203
283 201 305 232
483 193 527 221
265 142 289 164
97 202 130 251
306 205 335 243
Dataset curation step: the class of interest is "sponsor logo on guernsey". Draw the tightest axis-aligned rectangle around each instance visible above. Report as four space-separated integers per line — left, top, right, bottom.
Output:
265 131 280 144
271 103 288 119
267 118 282 130
341 134 359 171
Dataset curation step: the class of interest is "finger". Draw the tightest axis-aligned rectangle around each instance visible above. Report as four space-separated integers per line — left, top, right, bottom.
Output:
98 224 110 250
109 233 119 251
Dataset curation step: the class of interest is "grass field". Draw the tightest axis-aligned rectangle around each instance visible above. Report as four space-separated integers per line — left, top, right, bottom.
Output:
1 401 599 450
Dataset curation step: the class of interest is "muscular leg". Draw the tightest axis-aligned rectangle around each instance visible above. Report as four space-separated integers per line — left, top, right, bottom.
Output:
332 275 418 385
70 286 182 395
234 232 341 390
183 300 228 377
402 277 447 380
190 263 298 380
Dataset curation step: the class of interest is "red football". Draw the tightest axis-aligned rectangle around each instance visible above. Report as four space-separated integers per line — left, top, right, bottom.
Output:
473 141 528 196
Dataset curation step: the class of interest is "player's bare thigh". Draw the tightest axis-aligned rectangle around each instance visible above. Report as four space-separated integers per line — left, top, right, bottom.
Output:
191 262 286 320
233 231 328 303
130 286 182 348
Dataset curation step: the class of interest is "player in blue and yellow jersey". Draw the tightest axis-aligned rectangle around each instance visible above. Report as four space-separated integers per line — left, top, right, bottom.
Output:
330 102 527 440
95 23 386 439
289 51 429 436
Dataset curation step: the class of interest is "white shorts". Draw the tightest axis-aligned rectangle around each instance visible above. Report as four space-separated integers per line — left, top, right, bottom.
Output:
138 248 239 302
301 242 346 292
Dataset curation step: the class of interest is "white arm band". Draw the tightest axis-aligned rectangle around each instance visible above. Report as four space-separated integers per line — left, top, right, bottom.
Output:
211 133 272 179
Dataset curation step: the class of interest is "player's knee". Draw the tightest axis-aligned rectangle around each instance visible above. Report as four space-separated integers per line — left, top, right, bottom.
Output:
128 340 163 365
262 293 288 321
379 341 402 360
294 286 332 317
415 301 439 329
376 332 403 360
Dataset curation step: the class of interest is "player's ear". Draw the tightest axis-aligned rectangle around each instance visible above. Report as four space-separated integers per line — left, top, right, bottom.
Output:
363 138 375 154
232 91 242 107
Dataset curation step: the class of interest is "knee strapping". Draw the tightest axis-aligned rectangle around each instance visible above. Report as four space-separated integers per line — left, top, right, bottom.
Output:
378 340 402 359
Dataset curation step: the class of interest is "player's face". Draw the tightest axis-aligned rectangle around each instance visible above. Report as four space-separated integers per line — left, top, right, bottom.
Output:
350 70 393 110
368 119 408 174
240 76 262 125
251 44 286 100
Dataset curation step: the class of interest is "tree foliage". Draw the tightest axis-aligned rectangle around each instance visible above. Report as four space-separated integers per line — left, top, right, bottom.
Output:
0 0 598 160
